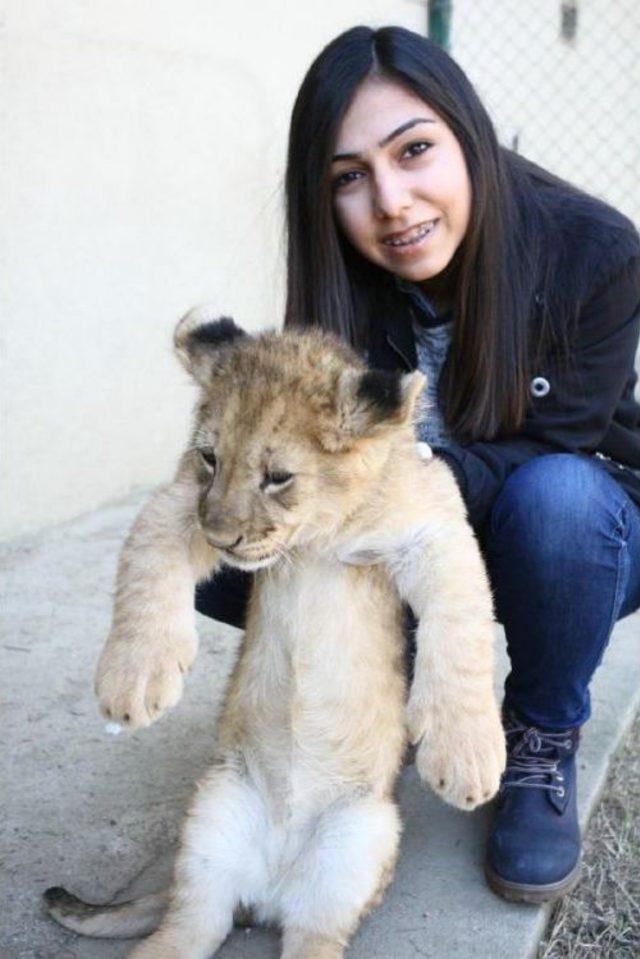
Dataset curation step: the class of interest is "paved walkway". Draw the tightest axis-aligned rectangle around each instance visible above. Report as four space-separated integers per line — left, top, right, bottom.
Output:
2 492 639 959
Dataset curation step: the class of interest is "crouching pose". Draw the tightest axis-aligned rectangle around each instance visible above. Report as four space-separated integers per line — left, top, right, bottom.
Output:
45 313 505 959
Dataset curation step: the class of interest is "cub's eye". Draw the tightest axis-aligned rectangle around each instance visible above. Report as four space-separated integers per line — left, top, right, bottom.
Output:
198 447 217 472
262 470 294 490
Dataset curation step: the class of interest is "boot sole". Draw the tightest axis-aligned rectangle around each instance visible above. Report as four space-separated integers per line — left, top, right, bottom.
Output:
484 858 582 904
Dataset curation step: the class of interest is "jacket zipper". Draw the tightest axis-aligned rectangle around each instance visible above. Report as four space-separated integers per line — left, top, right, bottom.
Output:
595 451 633 473
385 332 413 371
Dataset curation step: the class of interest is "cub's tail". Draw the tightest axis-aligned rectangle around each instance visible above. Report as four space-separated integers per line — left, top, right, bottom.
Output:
43 887 168 938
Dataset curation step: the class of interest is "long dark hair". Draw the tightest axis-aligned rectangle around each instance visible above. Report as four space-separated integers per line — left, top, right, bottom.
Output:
284 25 619 442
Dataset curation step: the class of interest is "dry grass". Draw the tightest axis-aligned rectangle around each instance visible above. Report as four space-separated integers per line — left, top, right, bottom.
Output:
539 708 640 959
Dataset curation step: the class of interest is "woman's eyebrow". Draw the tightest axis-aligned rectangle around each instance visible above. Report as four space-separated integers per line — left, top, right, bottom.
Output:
332 117 436 162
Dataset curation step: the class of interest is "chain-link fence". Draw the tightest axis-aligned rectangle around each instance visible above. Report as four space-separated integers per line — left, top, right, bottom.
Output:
426 0 640 225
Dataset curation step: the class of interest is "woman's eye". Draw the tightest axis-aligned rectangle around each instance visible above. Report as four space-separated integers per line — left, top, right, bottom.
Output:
262 470 294 489
402 140 432 159
332 169 364 191
198 448 217 472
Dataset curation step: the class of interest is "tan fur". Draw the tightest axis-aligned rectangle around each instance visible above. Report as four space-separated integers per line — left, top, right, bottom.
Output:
87 310 506 958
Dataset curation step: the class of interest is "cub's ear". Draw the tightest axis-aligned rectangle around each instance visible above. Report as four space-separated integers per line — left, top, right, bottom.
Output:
321 368 426 451
174 307 247 386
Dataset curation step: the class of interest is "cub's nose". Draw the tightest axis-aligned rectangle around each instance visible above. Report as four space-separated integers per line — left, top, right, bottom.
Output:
205 532 244 551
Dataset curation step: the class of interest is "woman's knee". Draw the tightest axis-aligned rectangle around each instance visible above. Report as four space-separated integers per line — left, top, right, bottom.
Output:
484 454 637 632
487 454 624 552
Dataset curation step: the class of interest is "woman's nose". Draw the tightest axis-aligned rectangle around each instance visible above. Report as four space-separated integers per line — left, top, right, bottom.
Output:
372 172 411 219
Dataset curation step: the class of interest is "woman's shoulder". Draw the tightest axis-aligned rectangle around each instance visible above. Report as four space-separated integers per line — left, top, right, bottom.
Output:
505 154 640 341
533 177 640 285
539 184 640 342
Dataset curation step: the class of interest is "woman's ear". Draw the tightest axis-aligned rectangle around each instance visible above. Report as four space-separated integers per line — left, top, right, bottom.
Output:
173 306 247 386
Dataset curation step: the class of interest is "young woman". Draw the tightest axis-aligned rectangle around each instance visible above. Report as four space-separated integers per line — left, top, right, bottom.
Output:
196 25 640 903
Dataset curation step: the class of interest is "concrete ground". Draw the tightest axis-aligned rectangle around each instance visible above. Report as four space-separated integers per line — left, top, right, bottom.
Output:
2 491 639 959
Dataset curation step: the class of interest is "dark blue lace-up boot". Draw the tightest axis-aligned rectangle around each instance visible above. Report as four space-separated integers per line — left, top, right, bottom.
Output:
485 713 582 903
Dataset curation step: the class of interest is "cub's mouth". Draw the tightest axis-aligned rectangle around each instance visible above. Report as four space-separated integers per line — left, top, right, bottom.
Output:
216 538 286 571
221 549 280 571
201 526 291 572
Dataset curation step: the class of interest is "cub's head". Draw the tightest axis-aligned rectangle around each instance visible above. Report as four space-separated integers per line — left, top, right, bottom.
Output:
175 309 424 571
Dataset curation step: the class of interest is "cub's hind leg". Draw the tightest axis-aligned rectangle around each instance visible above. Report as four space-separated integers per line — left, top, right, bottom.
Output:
281 929 346 959
129 763 268 959
280 795 400 959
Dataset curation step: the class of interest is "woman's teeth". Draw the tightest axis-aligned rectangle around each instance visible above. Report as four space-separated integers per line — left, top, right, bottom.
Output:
383 220 437 247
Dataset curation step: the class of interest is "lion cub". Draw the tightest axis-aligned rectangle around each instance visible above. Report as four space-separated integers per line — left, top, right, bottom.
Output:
45 312 505 959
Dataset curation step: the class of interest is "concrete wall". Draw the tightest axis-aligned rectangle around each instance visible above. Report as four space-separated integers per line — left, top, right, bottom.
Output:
2 2 637 539
1 0 426 539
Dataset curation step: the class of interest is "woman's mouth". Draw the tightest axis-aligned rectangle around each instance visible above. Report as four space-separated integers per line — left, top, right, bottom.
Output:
381 219 439 252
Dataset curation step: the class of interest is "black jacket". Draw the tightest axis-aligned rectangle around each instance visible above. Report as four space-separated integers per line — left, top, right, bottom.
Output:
368 191 640 533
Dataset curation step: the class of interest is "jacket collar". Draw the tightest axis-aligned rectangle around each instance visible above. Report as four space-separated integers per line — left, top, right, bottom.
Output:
394 276 440 323
377 278 546 373
377 277 447 371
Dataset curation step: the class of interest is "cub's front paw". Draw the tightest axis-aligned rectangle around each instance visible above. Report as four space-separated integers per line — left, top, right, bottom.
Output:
410 699 506 810
95 624 197 730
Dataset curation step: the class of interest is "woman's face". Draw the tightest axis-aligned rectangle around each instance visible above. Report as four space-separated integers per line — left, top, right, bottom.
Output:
331 77 472 286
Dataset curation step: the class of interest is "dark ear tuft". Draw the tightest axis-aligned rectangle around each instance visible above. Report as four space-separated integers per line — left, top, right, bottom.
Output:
188 317 246 349
174 308 248 385
315 367 425 452
356 370 403 419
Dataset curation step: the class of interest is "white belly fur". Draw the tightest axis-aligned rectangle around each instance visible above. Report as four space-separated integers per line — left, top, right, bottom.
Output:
204 556 406 905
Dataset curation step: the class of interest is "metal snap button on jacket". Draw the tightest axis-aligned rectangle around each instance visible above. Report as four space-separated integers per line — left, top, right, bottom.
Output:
531 376 551 398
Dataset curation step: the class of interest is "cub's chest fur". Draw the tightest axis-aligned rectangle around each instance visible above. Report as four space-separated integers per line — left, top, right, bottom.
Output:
252 555 400 649
220 556 407 809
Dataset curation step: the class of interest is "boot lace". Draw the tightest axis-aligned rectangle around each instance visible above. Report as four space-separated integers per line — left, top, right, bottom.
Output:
501 718 574 797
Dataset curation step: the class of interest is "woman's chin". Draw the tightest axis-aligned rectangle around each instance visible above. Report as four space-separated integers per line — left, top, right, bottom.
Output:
391 252 452 284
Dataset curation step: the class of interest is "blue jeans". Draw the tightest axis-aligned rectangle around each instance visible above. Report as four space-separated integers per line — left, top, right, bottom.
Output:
484 454 640 729
195 453 640 732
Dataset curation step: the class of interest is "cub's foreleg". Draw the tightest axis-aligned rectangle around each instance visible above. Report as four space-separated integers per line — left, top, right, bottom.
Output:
129 763 268 959
385 458 506 810
95 456 219 729
279 795 400 959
